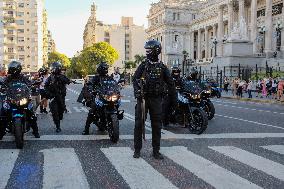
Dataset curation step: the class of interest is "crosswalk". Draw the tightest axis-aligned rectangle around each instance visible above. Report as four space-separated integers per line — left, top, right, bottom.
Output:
0 145 283 189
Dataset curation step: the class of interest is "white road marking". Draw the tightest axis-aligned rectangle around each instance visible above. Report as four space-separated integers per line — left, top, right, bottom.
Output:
73 106 89 113
161 146 261 189
215 103 284 115
261 145 284 155
40 148 89 189
1 133 284 141
121 99 131 103
210 146 284 181
124 113 175 136
216 114 284 130
101 147 177 189
0 149 20 189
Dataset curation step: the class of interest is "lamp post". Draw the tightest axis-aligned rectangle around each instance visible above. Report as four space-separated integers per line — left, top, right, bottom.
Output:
275 21 283 51
211 37 218 57
182 51 189 76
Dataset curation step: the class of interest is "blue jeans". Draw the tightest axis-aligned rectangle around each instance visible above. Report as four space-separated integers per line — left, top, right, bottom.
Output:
248 90 252 98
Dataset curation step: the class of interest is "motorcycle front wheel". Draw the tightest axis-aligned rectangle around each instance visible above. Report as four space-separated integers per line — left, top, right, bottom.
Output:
187 108 208 135
14 118 24 149
108 114 119 143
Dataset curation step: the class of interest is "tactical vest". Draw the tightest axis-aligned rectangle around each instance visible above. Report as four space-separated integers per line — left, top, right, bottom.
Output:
143 62 164 96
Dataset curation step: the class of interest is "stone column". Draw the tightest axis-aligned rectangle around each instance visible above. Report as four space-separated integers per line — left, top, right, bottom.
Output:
227 1 234 35
213 24 217 57
190 31 195 59
265 0 273 56
197 29 202 59
251 0 258 54
205 27 209 59
217 6 224 57
239 0 245 22
281 0 284 54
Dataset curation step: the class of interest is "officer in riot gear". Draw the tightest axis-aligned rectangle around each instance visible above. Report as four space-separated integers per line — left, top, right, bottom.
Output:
133 40 177 160
45 62 73 133
82 62 113 135
0 61 40 139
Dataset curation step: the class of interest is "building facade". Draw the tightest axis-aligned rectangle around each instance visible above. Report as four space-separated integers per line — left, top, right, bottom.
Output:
147 0 284 68
83 4 147 69
47 30 55 54
0 0 47 72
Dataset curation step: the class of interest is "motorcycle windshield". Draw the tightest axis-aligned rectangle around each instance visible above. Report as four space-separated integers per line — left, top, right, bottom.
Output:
182 81 203 95
6 82 31 101
99 80 120 96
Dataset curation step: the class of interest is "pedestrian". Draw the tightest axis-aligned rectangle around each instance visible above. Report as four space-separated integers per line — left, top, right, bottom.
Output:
31 73 41 112
132 40 176 160
45 62 73 133
112 68 121 83
224 77 229 93
231 78 237 97
237 80 244 99
261 79 267 98
271 78 278 100
277 78 284 101
247 80 253 98
39 67 49 114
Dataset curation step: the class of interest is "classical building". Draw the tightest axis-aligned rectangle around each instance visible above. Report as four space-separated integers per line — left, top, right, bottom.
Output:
42 9 48 66
0 0 47 72
147 0 284 69
83 3 147 69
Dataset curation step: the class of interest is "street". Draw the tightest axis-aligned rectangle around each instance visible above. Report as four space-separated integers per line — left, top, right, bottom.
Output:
1 84 284 189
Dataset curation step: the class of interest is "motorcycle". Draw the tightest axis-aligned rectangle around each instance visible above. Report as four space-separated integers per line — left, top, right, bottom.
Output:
91 79 124 143
169 91 208 134
1 82 34 149
184 80 215 120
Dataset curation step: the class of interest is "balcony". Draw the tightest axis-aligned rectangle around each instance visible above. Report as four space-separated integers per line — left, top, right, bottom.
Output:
3 13 16 19
3 5 16 10
3 39 17 45
4 22 17 28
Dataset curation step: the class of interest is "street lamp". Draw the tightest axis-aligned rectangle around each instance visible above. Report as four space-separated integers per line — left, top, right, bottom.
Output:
211 37 218 57
182 51 189 77
275 21 283 51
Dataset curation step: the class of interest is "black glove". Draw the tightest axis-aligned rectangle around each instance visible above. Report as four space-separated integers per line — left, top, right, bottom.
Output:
134 90 142 99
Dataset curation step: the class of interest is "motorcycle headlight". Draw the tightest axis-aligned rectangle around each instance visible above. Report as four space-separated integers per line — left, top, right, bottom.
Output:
192 95 200 100
20 98 28 106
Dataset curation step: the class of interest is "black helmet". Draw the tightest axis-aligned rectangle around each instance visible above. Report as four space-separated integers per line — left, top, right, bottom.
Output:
50 62 62 75
8 61 22 76
144 40 161 62
97 62 109 76
171 66 181 78
189 68 199 81
38 67 48 76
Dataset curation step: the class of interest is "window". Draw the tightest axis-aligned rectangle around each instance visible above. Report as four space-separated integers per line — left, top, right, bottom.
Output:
177 13 180 20
8 55 15 59
17 12 24 17
161 36 163 41
18 46 24 51
8 48 14 53
18 3 24 8
125 40 129 43
104 38 110 43
18 37 24 42
105 31 110 37
7 30 14 34
125 34 129 37
18 29 24 33
19 55 25 61
192 14 196 20
16 20 24 25
173 13 176 21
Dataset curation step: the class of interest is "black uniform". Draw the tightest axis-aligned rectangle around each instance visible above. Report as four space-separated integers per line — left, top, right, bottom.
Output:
82 75 113 134
0 74 40 139
0 77 6 140
133 59 176 158
45 74 72 132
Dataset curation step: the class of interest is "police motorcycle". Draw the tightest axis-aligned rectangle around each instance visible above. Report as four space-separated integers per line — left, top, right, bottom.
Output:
170 82 208 134
1 81 34 149
91 79 124 143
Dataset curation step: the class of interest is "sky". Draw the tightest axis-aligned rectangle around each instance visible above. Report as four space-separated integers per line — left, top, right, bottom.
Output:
45 0 158 57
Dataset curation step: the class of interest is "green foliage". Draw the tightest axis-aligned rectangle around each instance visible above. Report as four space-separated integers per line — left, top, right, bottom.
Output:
134 54 146 66
250 71 284 80
124 61 136 69
47 52 71 68
72 42 119 76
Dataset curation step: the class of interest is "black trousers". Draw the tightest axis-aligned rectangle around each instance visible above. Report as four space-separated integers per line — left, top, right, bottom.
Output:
134 96 162 152
49 96 65 126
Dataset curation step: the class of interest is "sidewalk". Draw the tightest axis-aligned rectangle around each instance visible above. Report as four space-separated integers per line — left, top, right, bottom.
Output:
221 91 284 105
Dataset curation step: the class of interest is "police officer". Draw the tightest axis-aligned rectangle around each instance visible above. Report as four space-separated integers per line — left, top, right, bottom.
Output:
186 68 200 82
45 62 72 133
0 61 40 139
132 40 177 160
82 62 112 135
0 66 6 140
171 66 183 90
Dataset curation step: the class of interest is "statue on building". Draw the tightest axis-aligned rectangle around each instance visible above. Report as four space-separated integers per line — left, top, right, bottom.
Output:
228 17 248 41
239 17 248 40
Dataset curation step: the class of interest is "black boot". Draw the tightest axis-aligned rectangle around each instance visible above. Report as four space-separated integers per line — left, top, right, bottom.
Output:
56 123 61 133
43 108 48 114
33 132 40 138
40 105 44 113
82 126 90 135
153 151 164 160
133 150 140 159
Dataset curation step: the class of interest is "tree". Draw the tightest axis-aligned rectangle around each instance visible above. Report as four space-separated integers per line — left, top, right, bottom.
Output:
47 51 71 68
75 42 119 76
124 61 136 70
134 54 146 66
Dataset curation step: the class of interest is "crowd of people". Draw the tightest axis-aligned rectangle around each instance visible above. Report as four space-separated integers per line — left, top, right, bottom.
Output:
223 77 284 101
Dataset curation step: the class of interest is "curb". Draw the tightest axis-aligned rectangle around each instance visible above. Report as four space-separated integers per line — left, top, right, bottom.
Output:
221 96 284 105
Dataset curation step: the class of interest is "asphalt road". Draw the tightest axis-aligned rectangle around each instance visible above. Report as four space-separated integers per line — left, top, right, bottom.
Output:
0 84 284 189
